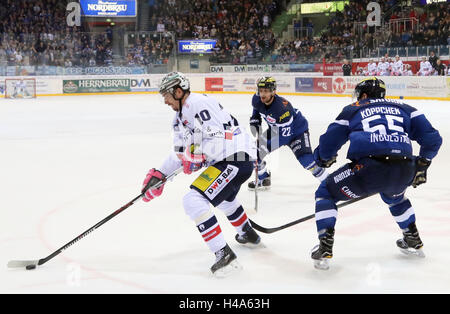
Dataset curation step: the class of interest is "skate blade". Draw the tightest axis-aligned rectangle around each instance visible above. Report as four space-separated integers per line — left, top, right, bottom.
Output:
399 247 425 258
213 260 243 278
313 258 330 270
237 241 265 249
248 186 271 191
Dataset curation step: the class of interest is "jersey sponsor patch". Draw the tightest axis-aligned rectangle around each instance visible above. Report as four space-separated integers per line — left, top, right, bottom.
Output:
266 116 276 124
279 111 290 122
192 166 222 191
192 165 238 200
340 186 360 199
333 168 353 184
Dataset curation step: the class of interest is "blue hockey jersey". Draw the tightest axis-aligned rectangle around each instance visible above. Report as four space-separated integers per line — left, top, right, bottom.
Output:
250 94 308 133
317 98 442 161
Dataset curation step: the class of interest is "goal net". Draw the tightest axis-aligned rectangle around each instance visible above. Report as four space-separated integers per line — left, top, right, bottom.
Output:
4 78 37 99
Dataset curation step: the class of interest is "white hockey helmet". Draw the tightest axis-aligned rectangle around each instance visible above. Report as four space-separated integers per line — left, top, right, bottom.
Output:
159 71 190 95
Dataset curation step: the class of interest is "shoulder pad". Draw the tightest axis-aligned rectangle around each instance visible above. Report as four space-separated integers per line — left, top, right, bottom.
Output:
276 96 290 107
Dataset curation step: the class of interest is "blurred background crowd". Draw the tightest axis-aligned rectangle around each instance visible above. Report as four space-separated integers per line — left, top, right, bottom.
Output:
0 0 448 75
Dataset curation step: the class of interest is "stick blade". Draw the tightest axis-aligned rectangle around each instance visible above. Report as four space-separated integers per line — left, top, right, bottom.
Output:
7 260 39 269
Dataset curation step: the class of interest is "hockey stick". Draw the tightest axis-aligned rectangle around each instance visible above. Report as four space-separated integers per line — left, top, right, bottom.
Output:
249 193 375 234
7 167 183 270
254 129 260 213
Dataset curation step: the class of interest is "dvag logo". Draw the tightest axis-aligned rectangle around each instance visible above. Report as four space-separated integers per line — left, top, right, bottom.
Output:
131 79 151 88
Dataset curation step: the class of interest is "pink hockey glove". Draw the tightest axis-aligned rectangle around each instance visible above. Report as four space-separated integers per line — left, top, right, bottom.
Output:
182 145 206 174
142 169 165 202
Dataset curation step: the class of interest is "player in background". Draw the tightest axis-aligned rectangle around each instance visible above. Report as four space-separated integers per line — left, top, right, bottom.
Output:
248 77 328 190
367 58 378 76
391 55 404 76
387 57 394 75
141 72 261 277
376 57 390 76
310 77 442 270
13 79 29 98
402 63 414 76
417 56 433 76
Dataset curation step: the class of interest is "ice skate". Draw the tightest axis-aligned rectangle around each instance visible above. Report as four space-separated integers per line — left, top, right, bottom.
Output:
235 222 261 247
311 229 334 270
248 171 271 191
211 244 242 278
396 223 425 258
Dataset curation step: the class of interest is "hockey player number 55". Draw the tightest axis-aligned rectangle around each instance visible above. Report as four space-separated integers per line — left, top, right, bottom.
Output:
362 114 404 134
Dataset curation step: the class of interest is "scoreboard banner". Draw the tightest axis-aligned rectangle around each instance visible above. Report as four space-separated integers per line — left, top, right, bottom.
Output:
80 0 137 17
178 40 217 54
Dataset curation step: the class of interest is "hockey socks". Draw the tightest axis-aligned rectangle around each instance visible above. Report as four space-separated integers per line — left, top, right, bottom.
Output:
300 154 328 182
196 214 226 253
381 194 416 230
314 198 338 235
225 205 249 236
306 161 329 182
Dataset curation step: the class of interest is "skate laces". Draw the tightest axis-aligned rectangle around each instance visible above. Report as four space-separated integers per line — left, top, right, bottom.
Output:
215 247 226 262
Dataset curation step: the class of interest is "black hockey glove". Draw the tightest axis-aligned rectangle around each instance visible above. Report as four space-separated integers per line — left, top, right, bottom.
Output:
412 157 431 188
249 118 261 137
313 147 337 168
318 155 337 168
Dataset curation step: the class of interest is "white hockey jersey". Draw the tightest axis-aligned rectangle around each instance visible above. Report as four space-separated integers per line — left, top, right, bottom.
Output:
392 60 404 73
15 80 27 91
377 61 390 75
419 61 433 75
160 93 257 175
402 69 413 76
367 62 377 75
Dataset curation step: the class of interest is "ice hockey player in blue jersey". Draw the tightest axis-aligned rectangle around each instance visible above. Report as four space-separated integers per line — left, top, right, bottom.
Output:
248 77 328 190
311 77 442 270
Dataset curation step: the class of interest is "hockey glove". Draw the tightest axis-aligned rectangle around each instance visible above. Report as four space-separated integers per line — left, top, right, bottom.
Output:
412 157 431 188
249 118 261 137
142 168 166 202
182 144 206 174
313 147 337 168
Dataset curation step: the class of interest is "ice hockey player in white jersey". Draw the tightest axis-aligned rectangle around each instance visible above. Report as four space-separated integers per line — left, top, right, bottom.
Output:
418 56 433 76
367 59 377 76
391 55 404 76
12 79 29 98
376 57 390 76
388 57 394 74
141 72 260 277
403 63 414 76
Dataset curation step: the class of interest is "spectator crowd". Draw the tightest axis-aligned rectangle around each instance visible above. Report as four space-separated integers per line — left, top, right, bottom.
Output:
145 0 282 64
125 33 174 66
278 1 449 64
0 0 114 68
0 0 448 70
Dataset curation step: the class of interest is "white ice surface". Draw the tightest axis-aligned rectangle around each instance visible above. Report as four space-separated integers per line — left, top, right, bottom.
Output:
1 94 449 294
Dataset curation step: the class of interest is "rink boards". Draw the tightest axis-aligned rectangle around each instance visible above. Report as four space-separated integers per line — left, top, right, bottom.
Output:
1 74 449 100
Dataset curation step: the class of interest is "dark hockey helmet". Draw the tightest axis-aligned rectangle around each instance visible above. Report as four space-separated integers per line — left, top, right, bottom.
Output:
353 77 386 101
256 76 276 95
159 71 190 95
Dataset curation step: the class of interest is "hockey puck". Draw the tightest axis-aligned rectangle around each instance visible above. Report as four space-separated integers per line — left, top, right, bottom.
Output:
26 265 36 270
